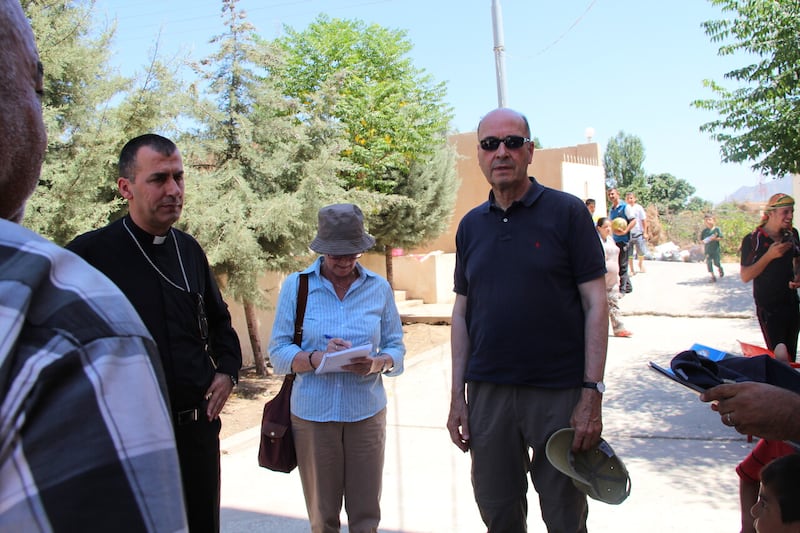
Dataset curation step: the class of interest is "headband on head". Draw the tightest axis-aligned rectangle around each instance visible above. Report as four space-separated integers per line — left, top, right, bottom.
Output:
765 193 795 211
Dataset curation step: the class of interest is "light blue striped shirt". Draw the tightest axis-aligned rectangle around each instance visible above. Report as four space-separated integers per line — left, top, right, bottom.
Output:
269 257 405 422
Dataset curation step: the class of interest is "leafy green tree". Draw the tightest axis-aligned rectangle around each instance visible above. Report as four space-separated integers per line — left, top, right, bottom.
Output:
351 143 459 283
646 173 697 214
378 142 459 250
184 0 347 374
603 131 646 193
274 16 456 284
22 0 189 244
693 0 800 177
685 196 713 213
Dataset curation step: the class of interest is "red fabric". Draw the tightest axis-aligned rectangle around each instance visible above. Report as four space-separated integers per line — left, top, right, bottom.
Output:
738 341 775 358
739 340 800 368
736 439 795 483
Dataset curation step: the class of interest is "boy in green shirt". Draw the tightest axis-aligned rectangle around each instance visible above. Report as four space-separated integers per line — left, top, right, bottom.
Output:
700 214 724 282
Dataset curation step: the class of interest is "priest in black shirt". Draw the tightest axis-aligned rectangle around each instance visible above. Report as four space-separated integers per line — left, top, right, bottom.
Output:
68 134 242 533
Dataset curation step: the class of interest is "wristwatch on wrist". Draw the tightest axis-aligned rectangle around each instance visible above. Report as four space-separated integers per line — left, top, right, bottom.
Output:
582 381 605 393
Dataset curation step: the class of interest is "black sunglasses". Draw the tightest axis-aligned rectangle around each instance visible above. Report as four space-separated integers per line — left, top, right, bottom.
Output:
479 135 531 151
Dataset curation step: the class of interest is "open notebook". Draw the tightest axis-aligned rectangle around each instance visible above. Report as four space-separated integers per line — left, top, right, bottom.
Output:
315 344 372 374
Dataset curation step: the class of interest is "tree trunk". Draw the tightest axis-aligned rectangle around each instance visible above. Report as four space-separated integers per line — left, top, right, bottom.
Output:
244 301 269 376
384 247 394 288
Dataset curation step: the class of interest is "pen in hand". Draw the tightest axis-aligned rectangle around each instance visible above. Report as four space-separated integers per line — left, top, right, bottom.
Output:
324 335 352 351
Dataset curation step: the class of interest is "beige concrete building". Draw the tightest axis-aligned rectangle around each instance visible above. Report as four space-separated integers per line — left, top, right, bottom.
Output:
228 132 606 366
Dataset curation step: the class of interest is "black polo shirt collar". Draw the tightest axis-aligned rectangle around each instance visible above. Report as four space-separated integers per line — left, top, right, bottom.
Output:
485 177 544 214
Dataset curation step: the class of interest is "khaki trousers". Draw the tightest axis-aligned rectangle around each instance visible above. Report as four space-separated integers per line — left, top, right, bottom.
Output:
292 409 386 533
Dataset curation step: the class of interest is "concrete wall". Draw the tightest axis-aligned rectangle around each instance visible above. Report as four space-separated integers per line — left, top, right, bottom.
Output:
392 252 456 304
562 161 607 217
794 173 800 230
226 270 285 369
421 132 487 254
531 143 606 215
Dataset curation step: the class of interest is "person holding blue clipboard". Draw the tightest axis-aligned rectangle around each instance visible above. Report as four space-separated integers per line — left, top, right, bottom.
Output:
269 203 405 533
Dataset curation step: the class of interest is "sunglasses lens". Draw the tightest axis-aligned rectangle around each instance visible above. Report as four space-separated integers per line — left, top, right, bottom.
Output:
479 136 529 151
479 137 501 151
504 136 524 149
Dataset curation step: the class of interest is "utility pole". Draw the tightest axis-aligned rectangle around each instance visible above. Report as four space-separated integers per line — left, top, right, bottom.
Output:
491 0 508 107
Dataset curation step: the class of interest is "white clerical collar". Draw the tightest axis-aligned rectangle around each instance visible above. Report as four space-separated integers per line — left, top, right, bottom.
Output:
122 218 190 292
125 216 170 245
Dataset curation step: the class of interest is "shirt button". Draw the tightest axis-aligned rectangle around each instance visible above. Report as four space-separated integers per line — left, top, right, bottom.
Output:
503 218 508 223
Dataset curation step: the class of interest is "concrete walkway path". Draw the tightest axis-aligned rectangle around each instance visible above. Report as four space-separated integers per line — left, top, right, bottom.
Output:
220 260 770 532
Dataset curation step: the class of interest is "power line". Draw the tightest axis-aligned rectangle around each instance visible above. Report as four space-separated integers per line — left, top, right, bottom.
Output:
515 0 599 60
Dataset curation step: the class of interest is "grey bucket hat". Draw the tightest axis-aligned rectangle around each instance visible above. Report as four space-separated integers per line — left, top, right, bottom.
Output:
545 428 631 505
309 203 376 255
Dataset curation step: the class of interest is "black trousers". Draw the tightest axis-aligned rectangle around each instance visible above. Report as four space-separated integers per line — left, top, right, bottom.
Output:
757 303 800 363
174 414 222 533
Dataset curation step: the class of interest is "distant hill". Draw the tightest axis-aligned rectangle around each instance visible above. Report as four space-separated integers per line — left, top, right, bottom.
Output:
722 178 792 204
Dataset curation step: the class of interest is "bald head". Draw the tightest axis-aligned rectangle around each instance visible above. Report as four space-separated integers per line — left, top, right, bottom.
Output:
0 0 46 222
477 108 531 139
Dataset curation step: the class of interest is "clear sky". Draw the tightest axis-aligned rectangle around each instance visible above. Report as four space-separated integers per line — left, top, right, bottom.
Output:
91 0 769 203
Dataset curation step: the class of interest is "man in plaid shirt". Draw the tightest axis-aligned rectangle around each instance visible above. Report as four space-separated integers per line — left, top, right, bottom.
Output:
0 1 187 530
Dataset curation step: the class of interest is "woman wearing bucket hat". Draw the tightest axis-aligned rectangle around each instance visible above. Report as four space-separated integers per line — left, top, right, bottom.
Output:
740 193 800 362
269 203 405 533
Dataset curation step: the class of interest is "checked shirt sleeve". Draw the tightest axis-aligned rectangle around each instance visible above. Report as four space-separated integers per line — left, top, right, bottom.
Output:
0 222 188 533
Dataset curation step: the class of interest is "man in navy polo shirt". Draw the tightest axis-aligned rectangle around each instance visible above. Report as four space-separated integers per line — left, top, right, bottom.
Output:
446 108 609 532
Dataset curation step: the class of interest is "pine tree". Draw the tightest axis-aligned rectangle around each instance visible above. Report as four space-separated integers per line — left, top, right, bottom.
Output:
358 144 459 283
183 0 346 374
22 0 190 244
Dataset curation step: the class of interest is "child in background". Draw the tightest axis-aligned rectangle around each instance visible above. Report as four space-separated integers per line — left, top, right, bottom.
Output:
750 453 800 533
737 439 796 533
700 214 724 282
596 217 632 337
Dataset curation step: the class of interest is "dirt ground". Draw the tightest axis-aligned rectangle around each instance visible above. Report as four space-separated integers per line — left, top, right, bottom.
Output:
219 323 451 440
